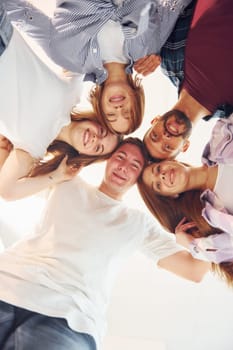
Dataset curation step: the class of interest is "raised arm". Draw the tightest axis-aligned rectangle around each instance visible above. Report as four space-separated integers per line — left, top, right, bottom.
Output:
0 149 79 201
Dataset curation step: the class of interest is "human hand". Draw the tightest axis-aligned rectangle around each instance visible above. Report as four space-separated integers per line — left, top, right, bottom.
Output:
62 68 75 78
175 217 198 249
133 54 161 76
50 156 82 184
0 135 13 152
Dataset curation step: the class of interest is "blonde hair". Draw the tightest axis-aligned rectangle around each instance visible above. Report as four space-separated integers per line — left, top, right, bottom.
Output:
89 75 145 135
30 110 122 177
137 177 233 288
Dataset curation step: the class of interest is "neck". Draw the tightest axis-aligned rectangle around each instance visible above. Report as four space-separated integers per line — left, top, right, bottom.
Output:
104 62 128 83
203 165 218 191
56 123 73 145
98 181 123 201
173 88 211 126
187 165 218 191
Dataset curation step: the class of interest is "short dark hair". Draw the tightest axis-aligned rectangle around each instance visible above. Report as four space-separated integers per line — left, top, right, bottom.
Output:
116 137 150 166
162 109 192 138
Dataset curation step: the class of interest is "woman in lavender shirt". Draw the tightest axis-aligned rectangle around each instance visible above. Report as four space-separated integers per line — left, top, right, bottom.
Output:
138 114 233 287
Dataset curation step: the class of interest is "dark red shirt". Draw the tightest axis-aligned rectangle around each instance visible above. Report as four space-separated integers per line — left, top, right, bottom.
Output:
182 0 233 112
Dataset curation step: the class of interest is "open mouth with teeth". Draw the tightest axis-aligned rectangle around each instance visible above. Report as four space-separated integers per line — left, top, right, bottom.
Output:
165 119 187 136
109 95 125 104
168 168 175 185
83 129 90 147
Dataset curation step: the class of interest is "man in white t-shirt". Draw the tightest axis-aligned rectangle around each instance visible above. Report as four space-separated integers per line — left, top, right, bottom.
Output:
0 138 210 350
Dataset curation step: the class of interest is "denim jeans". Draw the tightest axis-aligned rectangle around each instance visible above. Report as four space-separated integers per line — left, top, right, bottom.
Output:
0 301 96 350
0 5 13 56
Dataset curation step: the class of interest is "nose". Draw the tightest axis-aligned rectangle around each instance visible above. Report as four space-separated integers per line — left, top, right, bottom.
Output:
91 133 98 143
114 104 123 109
163 130 171 138
118 161 127 172
160 171 165 181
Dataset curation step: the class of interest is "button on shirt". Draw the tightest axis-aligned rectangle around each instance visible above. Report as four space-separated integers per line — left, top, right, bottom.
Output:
4 0 192 84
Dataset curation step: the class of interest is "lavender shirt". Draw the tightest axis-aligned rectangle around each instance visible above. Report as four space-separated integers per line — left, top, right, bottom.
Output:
190 114 233 263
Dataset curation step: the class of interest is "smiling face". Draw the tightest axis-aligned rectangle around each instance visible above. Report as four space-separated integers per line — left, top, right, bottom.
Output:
142 160 189 196
102 142 145 199
144 111 191 160
101 81 136 134
72 120 119 156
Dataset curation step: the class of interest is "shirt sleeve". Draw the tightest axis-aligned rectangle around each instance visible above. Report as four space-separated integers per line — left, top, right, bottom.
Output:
202 113 233 166
190 233 233 264
140 215 185 264
3 0 51 52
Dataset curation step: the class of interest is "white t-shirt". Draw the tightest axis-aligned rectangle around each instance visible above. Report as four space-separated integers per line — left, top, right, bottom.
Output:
0 27 82 158
0 177 184 349
97 20 129 64
213 163 233 214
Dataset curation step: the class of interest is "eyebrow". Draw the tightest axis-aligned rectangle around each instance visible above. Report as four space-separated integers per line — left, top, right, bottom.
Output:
117 151 143 166
99 144 104 154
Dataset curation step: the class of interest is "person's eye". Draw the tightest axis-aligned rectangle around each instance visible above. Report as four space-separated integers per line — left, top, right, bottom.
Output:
116 155 124 160
100 126 107 137
165 144 172 151
131 164 139 170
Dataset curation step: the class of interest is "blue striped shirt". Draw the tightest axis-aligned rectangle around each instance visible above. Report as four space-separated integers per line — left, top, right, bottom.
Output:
4 0 192 84
0 4 13 55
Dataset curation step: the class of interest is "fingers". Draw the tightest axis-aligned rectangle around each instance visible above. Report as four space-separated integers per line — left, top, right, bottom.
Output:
134 54 161 76
175 217 198 235
0 136 13 152
177 217 187 226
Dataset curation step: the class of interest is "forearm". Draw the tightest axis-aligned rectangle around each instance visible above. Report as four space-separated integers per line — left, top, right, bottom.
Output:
0 171 59 201
0 149 58 201
158 250 211 283
0 149 78 201
3 0 51 49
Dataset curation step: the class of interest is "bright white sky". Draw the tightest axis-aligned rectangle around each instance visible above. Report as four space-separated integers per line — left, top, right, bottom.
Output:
0 2 232 350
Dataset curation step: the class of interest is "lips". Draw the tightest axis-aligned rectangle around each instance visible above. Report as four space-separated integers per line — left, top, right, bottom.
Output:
112 171 127 183
166 119 187 136
109 95 125 103
166 122 180 136
167 168 175 186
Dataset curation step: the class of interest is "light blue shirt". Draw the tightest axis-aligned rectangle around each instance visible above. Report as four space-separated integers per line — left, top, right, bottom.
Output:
4 0 192 83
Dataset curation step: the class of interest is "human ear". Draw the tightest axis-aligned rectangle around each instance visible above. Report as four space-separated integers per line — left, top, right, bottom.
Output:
182 139 190 153
150 115 161 125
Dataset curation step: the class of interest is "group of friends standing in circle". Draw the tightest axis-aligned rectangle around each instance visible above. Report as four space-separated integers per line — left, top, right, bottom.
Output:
0 0 232 349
